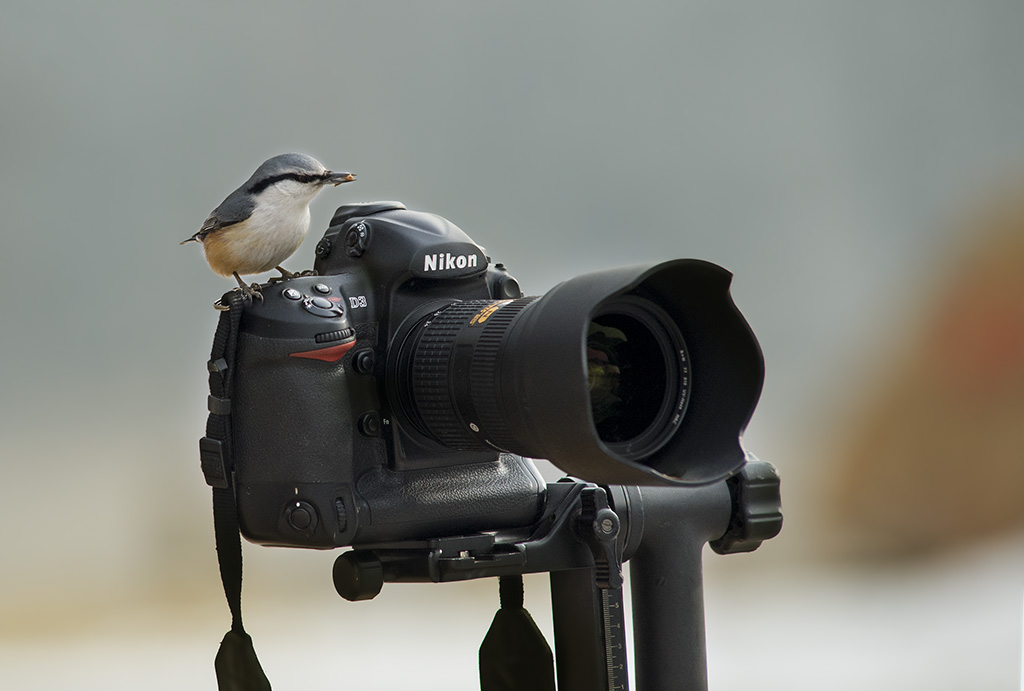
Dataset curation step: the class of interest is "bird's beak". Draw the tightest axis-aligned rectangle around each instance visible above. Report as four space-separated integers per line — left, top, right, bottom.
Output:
325 171 356 186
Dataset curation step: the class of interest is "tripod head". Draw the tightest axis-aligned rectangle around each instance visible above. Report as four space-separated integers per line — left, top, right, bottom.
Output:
331 459 781 691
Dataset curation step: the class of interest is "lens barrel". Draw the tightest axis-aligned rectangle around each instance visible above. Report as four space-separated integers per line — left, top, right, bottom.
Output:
398 297 539 452
393 259 763 486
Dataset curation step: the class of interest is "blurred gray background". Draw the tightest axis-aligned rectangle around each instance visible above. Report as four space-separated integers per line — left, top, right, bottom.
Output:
2 2 1023 689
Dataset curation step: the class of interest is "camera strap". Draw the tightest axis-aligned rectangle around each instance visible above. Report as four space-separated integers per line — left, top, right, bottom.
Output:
201 291 272 691
479 575 556 691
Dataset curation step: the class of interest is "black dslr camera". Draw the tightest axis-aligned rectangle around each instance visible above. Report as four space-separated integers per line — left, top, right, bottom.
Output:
201 201 780 691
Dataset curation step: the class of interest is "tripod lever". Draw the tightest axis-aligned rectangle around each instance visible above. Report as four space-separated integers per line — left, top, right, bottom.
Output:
560 486 630 690
578 486 623 589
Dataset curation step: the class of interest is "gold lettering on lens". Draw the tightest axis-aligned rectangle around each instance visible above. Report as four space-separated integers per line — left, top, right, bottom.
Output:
470 300 513 326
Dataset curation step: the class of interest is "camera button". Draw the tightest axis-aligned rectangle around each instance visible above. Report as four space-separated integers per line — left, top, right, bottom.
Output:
313 283 331 294
358 412 381 437
286 501 318 532
283 288 302 300
301 297 344 319
353 349 375 375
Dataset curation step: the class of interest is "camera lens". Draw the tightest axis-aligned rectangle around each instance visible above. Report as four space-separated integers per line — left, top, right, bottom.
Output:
394 298 535 452
394 295 690 463
587 299 690 460
389 259 761 486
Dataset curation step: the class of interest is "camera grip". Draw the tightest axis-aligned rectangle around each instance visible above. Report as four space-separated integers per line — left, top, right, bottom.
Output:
352 454 546 544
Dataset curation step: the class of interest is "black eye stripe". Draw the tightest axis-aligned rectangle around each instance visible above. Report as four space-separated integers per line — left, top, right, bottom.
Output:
248 172 326 194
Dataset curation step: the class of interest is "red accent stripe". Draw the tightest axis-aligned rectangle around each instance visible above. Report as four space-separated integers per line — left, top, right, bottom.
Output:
289 340 356 362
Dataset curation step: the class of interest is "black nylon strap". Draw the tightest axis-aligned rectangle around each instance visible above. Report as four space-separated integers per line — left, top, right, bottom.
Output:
479 575 556 691
498 573 525 610
202 292 271 690
213 486 244 632
206 292 244 629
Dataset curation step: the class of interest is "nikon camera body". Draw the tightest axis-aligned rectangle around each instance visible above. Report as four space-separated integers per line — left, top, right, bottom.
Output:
227 201 764 550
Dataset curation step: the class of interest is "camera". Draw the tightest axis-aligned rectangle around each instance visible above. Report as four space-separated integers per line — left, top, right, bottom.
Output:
220 201 765 550
200 200 780 689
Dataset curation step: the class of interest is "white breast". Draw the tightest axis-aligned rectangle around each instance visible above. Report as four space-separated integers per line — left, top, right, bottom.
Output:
204 184 318 276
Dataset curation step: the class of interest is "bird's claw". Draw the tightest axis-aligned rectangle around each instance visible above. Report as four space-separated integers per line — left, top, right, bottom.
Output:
236 283 264 301
267 269 319 284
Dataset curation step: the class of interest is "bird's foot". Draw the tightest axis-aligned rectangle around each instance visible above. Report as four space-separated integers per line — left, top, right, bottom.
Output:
214 282 262 310
230 282 264 301
231 272 264 301
240 282 264 301
267 268 319 284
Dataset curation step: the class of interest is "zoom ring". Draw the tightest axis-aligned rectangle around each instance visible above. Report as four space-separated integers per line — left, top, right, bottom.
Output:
466 297 537 450
409 302 494 450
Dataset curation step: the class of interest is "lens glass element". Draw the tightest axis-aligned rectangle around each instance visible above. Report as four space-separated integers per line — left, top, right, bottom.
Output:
587 299 690 459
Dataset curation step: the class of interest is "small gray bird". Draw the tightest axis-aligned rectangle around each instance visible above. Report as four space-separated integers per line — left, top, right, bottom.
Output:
182 153 355 298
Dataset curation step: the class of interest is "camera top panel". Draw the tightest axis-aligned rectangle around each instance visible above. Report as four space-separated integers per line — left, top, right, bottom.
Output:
329 201 407 227
315 201 489 282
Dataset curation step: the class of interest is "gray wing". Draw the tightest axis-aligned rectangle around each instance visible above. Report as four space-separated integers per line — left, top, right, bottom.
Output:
181 187 256 243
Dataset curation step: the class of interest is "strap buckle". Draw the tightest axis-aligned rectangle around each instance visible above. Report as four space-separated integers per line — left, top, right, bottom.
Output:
200 436 230 489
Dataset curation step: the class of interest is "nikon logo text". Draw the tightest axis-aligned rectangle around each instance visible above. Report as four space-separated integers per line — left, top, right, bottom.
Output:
423 252 479 272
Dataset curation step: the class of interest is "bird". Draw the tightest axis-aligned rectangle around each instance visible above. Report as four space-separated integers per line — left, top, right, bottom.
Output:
181 153 355 298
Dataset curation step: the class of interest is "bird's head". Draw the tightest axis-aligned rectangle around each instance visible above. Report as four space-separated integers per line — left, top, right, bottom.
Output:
245 153 355 203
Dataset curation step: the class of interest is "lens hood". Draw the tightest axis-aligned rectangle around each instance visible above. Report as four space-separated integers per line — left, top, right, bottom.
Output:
500 259 763 485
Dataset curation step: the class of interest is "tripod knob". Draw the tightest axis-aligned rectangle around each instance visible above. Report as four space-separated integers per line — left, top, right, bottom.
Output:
709 458 783 555
333 550 385 601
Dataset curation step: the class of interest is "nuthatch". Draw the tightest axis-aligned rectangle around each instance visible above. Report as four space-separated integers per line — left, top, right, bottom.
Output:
181 153 355 298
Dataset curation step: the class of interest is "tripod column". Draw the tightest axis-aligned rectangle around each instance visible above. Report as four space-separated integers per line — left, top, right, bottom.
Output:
627 481 732 691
